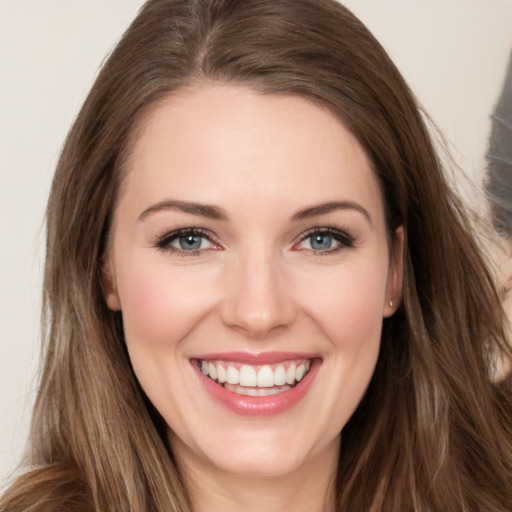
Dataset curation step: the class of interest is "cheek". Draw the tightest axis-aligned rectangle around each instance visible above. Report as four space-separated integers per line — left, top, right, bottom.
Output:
115 255 220 350
113 256 222 423
302 260 387 424
301 259 389 347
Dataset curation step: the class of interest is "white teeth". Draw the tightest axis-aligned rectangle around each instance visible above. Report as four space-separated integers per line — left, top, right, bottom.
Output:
217 364 227 383
208 362 217 381
239 365 257 386
226 365 239 384
286 364 296 385
296 363 305 382
274 364 287 385
224 383 292 396
200 359 313 390
257 365 274 387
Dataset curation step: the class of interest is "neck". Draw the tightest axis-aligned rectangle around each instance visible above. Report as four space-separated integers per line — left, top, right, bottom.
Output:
173 436 339 512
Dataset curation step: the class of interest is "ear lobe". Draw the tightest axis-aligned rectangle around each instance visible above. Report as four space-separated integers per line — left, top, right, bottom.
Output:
384 225 405 317
102 261 121 311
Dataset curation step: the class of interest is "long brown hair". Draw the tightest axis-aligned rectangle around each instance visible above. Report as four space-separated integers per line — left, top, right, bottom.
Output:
2 1 511 510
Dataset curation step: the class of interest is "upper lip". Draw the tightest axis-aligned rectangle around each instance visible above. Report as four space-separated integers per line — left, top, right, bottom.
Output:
193 351 320 365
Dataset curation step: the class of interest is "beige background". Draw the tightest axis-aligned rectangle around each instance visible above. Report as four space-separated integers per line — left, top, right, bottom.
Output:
1 0 511 487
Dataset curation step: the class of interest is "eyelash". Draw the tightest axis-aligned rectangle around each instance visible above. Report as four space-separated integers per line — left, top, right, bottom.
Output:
295 227 355 255
153 226 355 257
153 228 220 257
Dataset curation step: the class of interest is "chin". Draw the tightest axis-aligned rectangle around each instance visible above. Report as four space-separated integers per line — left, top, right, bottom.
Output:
206 445 315 478
172 422 339 481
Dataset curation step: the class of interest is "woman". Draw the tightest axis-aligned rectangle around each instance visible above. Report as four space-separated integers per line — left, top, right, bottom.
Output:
2 0 511 510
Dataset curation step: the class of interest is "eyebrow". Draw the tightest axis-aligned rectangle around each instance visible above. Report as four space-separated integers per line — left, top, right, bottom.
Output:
138 199 373 226
291 201 373 227
138 200 228 221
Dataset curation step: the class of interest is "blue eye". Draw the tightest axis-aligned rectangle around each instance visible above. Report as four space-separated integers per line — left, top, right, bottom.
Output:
155 229 216 254
297 228 353 253
174 234 208 250
309 233 333 250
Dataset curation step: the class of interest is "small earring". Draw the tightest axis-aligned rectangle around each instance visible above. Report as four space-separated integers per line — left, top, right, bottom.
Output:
389 300 393 307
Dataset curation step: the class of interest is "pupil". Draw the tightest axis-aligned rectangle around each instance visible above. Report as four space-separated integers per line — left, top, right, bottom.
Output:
179 235 201 250
311 233 332 250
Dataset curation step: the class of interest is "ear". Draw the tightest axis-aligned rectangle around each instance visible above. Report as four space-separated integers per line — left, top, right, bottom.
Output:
383 225 405 317
102 259 122 311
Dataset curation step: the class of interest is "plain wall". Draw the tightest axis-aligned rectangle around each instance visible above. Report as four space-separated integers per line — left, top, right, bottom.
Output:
1 0 511 487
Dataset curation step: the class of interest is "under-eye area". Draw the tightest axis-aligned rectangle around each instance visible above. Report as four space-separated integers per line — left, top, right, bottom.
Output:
194 359 314 397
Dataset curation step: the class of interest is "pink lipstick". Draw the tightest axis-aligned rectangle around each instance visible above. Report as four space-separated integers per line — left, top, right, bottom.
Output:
191 352 321 417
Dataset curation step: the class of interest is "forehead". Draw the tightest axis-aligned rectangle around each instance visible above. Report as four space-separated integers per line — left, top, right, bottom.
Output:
120 85 384 225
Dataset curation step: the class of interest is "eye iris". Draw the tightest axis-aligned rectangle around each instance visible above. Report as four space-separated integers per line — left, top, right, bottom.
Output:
311 233 332 250
179 234 202 250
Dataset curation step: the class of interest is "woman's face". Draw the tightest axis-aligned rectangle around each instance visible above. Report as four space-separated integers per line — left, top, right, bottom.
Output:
105 85 403 479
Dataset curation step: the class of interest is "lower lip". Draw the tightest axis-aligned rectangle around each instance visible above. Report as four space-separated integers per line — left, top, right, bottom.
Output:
193 359 320 417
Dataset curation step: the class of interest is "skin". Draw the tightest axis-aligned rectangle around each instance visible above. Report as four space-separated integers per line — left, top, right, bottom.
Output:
104 85 403 512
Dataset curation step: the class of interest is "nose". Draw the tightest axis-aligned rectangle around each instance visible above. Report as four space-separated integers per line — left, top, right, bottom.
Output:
219 248 297 339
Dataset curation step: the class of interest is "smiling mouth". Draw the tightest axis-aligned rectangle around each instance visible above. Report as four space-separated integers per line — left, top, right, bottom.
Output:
196 359 313 397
